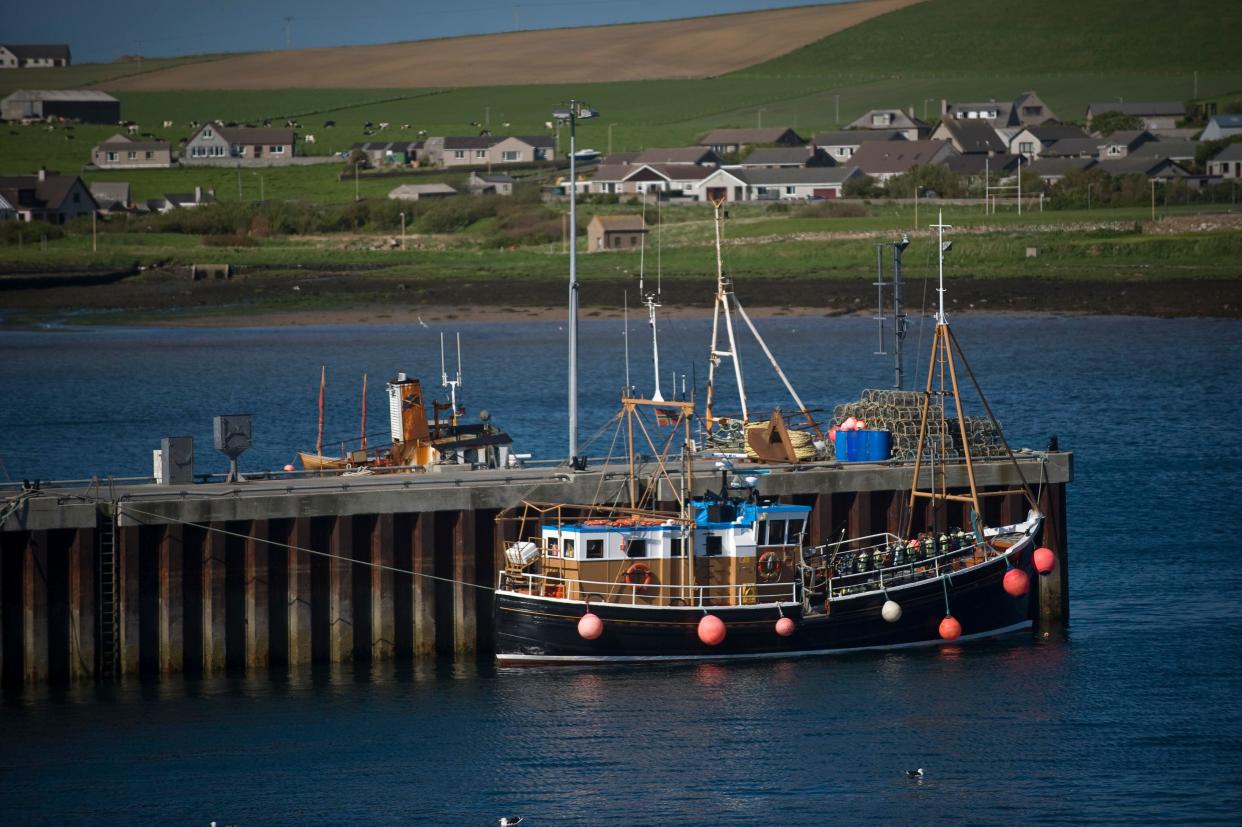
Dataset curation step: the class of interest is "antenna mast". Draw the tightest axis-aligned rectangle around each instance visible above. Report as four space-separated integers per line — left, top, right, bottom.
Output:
641 196 664 401
704 198 748 431
440 332 462 427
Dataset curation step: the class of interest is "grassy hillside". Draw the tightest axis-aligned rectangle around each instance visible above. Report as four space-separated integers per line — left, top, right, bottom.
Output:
743 0 1242 76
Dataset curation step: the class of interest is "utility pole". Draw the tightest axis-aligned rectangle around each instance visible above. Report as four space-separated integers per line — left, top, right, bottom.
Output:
757 108 765 129
283 17 293 49
835 94 840 126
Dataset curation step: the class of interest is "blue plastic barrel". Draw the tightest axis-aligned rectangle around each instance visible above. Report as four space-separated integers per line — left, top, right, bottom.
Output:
835 429 892 462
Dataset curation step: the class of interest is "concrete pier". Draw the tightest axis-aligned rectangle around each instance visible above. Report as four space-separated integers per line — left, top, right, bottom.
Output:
0 453 1072 684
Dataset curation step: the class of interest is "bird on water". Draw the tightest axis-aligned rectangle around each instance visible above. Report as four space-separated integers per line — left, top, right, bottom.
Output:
905 768 925 779
498 817 523 826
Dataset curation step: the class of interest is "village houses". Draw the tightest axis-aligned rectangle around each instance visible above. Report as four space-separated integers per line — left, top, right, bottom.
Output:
184 123 297 164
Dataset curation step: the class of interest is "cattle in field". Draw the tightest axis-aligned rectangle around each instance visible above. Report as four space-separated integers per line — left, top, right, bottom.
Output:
305 134 316 144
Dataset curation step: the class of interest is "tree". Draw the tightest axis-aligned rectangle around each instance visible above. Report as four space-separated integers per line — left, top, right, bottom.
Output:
1090 111 1143 136
842 174 879 198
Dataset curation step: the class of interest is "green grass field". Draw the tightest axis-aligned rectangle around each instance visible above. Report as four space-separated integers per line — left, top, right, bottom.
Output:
3 0 1241 210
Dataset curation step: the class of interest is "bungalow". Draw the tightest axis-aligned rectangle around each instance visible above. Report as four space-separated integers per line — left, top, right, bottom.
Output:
1 89 118 123
1201 114 1242 142
184 123 296 164
737 146 833 168
0 170 97 223
845 110 929 140
848 140 957 182
631 147 722 167
693 167 751 202
352 141 420 167
0 44 71 69
1096 130 1157 160
89 181 132 212
164 187 217 210
1206 143 1242 179
1008 125 1091 159
698 128 804 155
929 120 1007 155
736 166 863 200
812 129 906 163
1030 157 1096 184
427 135 554 168
940 92 1057 129
1128 140 1199 165
1085 102 1186 133
388 183 457 201
944 154 1022 178
91 134 173 169
1039 137 1101 159
467 173 515 196
588 163 714 197
587 214 647 252
1094 157 1190 181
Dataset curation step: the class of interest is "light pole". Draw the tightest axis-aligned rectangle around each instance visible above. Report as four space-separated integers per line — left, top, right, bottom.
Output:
923 98 935 121
1150 178 1156 221
757 108 765 129
553 99 598 467
608 123 616 156
400 212 406 250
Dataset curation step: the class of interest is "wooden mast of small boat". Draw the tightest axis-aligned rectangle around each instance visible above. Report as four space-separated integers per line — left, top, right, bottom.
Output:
905 211 1039 538
316 365 326 457
360 373 368 452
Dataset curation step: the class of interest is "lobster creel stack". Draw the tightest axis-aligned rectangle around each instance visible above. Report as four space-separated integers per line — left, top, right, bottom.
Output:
834 389 1006 462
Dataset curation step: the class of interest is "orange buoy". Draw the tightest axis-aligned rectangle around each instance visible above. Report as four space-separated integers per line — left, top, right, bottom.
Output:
1003 568 1030 597
577 612 604 640
939 615 962 641
698 614 726 646
1034 547 1056 574
775 617 795 637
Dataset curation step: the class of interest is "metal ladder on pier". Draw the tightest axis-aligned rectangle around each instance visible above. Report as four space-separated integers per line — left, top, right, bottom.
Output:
97 504 118 679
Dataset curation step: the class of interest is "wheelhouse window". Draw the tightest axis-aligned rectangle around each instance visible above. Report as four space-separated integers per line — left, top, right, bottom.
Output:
562 539 575 559
670 537 685 558
766 520 786 546
625 539 647 559
586 539 603 559
705 535 723 557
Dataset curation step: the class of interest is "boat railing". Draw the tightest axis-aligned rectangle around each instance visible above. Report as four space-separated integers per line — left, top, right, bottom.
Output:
817 539 1000 599
497 569 799 608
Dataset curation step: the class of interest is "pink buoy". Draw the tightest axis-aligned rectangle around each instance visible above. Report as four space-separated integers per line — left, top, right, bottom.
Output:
939 615 962 641
283 464 295 472
698 614 726 646
828 428 837 444
1034 547 1056 575
1003 568 1030 597
577 612 604 641
775 617 795 637
841 416 857 431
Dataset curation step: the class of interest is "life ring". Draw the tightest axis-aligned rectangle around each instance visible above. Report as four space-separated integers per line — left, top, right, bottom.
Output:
757 551 783 582
623 562 655 593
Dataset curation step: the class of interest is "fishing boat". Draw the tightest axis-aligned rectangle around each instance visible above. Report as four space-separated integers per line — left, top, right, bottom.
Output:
493 211 1050 665
297 334 515 472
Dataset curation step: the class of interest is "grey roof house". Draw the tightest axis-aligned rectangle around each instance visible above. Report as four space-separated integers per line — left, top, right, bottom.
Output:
698 128 804 154
846 110 929 140
737 146 833 168
426 135 554 168
1206 143 1242 179
184 123 297 165
812 129 907 162
1201 114 1242 142
0 170 97 223
0 44 71 68
847 140 957 181
91 134 174 169
930 120 1008 155
1086 102 1186 132
89 181 132 212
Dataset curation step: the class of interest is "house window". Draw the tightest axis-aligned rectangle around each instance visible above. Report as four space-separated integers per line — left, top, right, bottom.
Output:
611 235 621 248
269 145 285 154
1108 145 1122 156
212 145 225 157
629 235 637 246
145 151 154 160
837 147 852 157
625 539 647 559
705 535 723 557
1024 106 1042 117
106 151 117 162
871 113 890 126
475 150 487 159
1019 141 1034 154
502 150 519 162
534 148 548 160
586 539 603 559
785 186 796 194
127 151 136 160
203 128 213 139
453 150 465 159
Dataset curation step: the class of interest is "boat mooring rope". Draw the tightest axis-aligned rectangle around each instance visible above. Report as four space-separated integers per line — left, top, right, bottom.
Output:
118 503 498 593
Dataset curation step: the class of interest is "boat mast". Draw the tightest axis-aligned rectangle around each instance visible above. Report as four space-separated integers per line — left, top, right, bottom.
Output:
440 332 462 428
640 196 664 401
704 197 748 431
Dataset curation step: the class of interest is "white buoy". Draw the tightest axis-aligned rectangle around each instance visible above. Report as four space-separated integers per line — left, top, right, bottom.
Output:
882 599 903 623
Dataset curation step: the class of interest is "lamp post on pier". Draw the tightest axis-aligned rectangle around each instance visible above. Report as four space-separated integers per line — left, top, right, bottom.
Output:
553 98 598 467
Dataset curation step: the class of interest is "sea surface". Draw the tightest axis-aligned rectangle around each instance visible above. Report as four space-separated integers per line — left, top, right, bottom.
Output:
2 313 1242 824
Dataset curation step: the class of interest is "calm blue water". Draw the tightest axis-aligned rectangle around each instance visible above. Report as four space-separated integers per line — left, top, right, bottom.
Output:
3 314 1242 824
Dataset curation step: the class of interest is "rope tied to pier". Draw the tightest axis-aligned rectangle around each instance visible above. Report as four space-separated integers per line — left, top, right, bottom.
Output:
117 503 498 593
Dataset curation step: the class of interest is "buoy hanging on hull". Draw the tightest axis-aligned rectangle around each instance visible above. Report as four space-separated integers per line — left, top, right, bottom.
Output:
1034 547 1056 574
698 615 726 646
774 617 795 637
578 612 604 640
939 615 962 641
1003 568 1030 597
882 600 903 623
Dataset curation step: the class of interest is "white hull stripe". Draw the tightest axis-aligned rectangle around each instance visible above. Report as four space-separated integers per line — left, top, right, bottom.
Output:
495 620 1034 665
